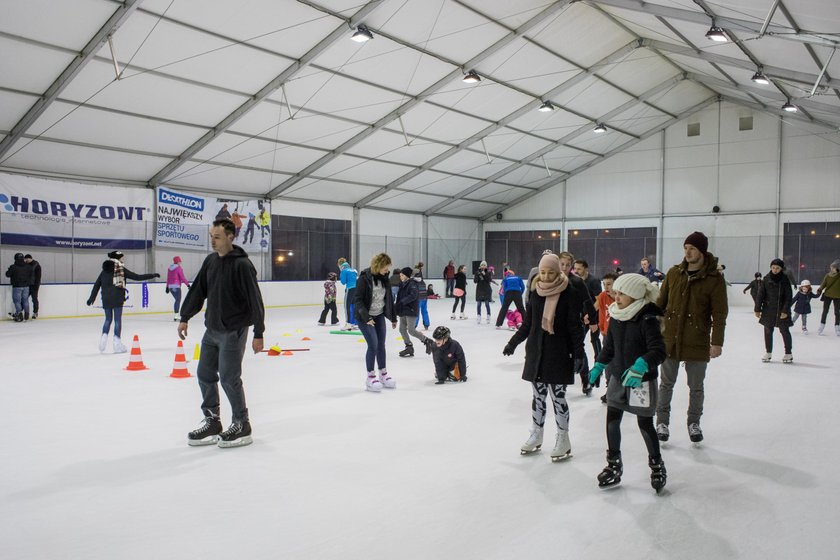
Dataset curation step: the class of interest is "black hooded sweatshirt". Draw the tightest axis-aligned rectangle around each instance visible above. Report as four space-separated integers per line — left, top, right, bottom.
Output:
179 245 265 338
6 256 33 288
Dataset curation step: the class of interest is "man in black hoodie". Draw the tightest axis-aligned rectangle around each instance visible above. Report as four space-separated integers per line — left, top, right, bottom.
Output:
178 219 265 448
6 252 34 321
24 254 41 319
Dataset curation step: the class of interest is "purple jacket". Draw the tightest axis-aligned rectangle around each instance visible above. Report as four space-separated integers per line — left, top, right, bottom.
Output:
167 264 190 289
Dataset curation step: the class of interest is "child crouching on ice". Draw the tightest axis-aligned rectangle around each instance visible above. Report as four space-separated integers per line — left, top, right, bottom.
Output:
506 308 522 330
588 273 667 493
431 326 467 384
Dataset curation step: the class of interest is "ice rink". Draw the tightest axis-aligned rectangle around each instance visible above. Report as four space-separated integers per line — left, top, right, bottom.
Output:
2 296 839 559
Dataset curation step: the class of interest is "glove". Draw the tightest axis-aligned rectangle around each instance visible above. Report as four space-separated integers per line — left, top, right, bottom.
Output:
165 286 170 294
588 362 606 385
502 343 515 356
86 299 94 306
154 273 161 278
621 368 643 388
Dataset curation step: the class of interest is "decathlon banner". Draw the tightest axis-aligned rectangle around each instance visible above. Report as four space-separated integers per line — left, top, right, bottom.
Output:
156 186 270 252
0 173 152 250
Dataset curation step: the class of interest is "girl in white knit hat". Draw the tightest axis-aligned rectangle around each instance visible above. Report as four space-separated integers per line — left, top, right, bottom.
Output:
588 273 667 493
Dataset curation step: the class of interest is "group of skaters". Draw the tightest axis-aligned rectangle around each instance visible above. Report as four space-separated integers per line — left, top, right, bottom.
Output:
4 252 41 321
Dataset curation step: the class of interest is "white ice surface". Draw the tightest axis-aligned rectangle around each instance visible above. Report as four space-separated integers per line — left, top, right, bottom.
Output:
2 299 839 559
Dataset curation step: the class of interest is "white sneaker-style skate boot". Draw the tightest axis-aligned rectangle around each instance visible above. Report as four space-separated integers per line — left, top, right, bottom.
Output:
520 425 544 455
98 333 108 353
550 430 572 462
782 353 793 363
460 312 467 320
818 323 825 335
450 313 456 320
476 316 481 324
113 337 128 353
762 353 772 362
365 373 382 393
485 316 491 324
379 369 396 389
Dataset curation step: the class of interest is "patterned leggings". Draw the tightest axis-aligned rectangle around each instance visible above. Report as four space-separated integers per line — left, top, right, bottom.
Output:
530 382 569 432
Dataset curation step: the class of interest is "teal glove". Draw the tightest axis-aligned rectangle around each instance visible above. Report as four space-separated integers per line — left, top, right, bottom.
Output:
630 357 649 373
621 368 643 387
589 362 607 385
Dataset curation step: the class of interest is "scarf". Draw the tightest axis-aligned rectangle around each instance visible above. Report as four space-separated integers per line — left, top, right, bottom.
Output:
535 272 568 334
111 258 125 289
608 299 648 322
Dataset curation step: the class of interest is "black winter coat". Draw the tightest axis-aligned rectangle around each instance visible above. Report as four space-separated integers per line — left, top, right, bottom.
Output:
354 268 396 324
596 302 665 384
507 285 585 385
395 279 419 317
474 268 494 302
454 272 467 292
791 290 818 315
5 258 33 287
28 260 42 287
88 260 157 309
180 246 265 337
755 273 793 328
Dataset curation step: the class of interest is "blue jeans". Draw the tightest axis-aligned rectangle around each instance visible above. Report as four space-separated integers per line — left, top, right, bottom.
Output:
414 299 429 329
446 278 455 297
102 307 123 338
197 327 249 422
358 314 388 372
12 286 30 314
170 287 182 313
345 288 356 325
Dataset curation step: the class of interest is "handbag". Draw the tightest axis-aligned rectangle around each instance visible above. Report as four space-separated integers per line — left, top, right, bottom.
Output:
453 288 465 297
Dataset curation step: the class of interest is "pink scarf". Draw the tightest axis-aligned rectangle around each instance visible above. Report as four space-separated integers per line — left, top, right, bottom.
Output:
535 254 569 334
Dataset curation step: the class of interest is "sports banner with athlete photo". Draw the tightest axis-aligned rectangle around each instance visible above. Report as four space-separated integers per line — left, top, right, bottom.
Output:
0 173 151 250
155 186 270 252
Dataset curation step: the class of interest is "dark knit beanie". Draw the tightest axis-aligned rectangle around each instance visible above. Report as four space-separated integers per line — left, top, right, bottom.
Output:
108 250 124 260
770 258 785 270
400 267 413 277
683 231 708 254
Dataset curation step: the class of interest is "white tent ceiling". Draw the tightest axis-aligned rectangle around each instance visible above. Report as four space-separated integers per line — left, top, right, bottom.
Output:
1 0 838 219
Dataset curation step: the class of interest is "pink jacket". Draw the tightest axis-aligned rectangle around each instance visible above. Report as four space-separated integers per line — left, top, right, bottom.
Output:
167 264 190 289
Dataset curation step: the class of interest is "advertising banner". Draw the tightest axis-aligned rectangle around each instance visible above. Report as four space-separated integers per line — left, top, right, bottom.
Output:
156 186 270 252
0 173 151 250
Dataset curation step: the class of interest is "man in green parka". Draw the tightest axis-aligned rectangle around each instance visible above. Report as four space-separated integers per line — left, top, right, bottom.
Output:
655 231 729 444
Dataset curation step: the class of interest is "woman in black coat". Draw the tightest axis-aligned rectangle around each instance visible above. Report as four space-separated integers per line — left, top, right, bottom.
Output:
473 260 494 324
503 253 584 461
755 258 794 362
450 265 468 319
354 253 398 392
87 250 159 353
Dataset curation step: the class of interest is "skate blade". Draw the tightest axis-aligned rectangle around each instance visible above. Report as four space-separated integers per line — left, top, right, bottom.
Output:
365 386 382 393
654 486 667 495
218 435 253 448
551 452 572 462
598 481 621 490
188 435 220 446
520 446 542 455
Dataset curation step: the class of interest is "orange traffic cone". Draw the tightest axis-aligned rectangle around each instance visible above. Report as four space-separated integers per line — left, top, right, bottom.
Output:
301 337 311 341
281 350 293 356
267 344 282 356
170 340 191 378
124 335 149 371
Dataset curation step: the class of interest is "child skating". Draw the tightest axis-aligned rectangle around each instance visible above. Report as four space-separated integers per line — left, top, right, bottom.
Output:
430 326 467 384
317 272 339 326
588 273 666 493
791 280 818 333
502 253 585 462
395 267 433 357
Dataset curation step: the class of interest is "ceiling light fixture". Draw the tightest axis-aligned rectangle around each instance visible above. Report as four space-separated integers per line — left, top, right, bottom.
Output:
351 24 373 42
781 100 798 113
462 70 481 84
593 123 607 134
705 24 727 42
751 69 770 85
538 100 556 112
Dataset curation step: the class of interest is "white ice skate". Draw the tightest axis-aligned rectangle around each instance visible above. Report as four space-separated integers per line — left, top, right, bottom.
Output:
550 431 572 462
366 374 382 393
762 353 772 362
173 314 180 322
98 333 108 353
450 313 456 320
113 337 127 354
476 316 481 324
379 370 396 389
836 326 840 336
460 313 467 320
782 353 793 363
485 316 491 324
520 425 544 455
818 323 825 335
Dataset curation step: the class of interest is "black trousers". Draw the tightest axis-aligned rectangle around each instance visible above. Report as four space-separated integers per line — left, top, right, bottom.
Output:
606 406 660 459
495 291 525 326
29 285 39 314
764 324 792 353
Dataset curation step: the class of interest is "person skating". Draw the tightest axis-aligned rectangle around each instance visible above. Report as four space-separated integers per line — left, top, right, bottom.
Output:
495 269 526 328
354 253 398 392
87 251 159 353
503 253 585 462
815 260 840 335
413 262 430 331
166 256 190 321
655 232 728 444
474 261 494 324
450 265 468 320
443 260 456 298
338 258 358 331
588 274 666 492
755 259 794 363
179 219 265 448
431 326 467 383
395 267 433 358
317 272 339 326
5 253 33 322
791 279 818 333
558 252 597 396
743 272 763 305
24 254 41 319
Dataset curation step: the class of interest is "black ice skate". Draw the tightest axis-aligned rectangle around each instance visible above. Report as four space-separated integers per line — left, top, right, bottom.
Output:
597 452 623 489
649 455 667 494
398 345 414 358
218 420 253 448
688 423 703 443
187 415 223 446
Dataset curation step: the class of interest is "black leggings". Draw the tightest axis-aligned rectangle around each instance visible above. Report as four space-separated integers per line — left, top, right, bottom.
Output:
764 325 792 353
452 295 465 313
606 406 660 459
820 297 840 325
